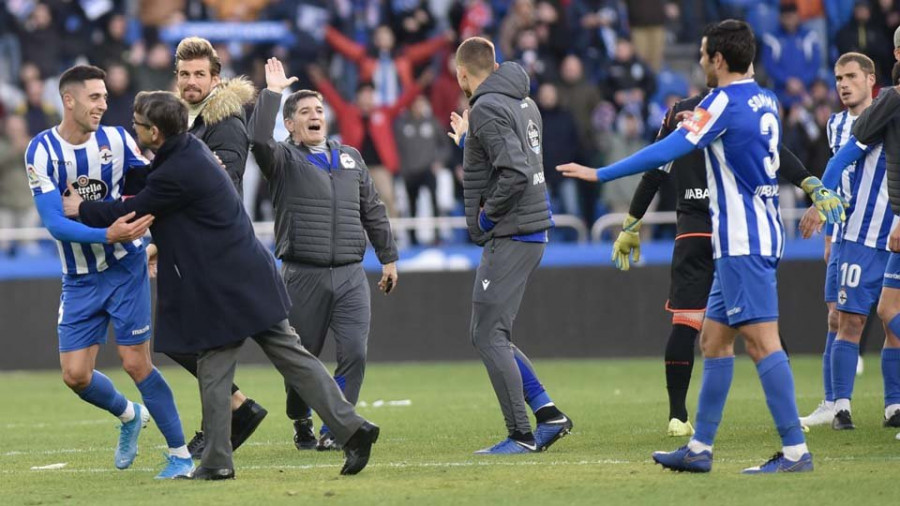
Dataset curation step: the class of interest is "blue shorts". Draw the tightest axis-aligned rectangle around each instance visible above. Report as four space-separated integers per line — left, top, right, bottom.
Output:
834 241 889 315
883 252 900 289
824 240 842 303
706 255 779 327
58 250 152 352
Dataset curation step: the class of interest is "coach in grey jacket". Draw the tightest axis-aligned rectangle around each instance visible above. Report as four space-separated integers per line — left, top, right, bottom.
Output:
249 57 398 451
449 38 571 455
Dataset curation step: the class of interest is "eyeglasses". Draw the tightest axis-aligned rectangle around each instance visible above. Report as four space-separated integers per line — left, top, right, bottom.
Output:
132 119 153 129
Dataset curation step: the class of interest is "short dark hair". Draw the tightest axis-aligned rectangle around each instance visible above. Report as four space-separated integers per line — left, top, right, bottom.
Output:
133 91 187 138
59 65 107 96
836 52 876 75
703 20 756 74
175 37 222 76
356 81 375 94
283 89 323 120
456 37 496 77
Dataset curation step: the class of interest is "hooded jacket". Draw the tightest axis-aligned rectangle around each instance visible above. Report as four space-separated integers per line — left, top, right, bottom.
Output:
189 77 256 195
853 87 900 214
463 61 553 245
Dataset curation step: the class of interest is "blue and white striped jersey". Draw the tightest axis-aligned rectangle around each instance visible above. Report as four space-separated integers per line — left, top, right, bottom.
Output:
826 111 898 250
676 79 784 259
25 125 149 275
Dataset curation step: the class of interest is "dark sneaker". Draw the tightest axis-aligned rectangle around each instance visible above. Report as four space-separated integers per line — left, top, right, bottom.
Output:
231 399 268 451
317 431 342 451
652 445 712 473
742 452 813 474
341 422 380 475
187 431 205 459
884 409 900 428
293 418 317 450
534 414 574 451
832 409 855 430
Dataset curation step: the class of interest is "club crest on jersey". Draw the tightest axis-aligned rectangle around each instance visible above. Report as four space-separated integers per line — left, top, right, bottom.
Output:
26 165 41 188
838 289 848 305
73 175 109 201
98 146 114 165
340 152 357 169
682 108 711 135
526 119 541 154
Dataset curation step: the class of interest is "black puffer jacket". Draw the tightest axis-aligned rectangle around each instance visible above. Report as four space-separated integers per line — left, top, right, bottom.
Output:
463 61 553 245
248 89 398 267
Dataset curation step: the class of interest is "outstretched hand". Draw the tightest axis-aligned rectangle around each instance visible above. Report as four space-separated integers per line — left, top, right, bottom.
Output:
265 57 298 94
556 163 598 182
448 110 468 146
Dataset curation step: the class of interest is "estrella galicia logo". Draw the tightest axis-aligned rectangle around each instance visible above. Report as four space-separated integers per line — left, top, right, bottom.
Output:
526 119 541 155
73 175 109 201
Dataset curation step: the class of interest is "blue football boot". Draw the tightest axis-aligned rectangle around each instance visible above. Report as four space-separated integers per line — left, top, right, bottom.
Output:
652 445 713 473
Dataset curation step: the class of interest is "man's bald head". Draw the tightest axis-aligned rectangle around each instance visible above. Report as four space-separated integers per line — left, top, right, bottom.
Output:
455 37 498 98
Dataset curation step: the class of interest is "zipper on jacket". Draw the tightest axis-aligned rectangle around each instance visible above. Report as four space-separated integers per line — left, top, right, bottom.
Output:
329 169 337 266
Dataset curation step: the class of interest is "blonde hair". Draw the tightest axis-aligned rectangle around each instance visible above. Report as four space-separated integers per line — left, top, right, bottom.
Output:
175 37 222 76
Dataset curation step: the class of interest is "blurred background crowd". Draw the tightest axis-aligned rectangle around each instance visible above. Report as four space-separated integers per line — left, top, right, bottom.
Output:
1 0 899 254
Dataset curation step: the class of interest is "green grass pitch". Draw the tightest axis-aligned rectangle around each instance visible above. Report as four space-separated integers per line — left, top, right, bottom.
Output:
1 357 898 505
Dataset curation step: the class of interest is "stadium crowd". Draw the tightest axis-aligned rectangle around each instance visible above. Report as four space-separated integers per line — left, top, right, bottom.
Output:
2 0 900 253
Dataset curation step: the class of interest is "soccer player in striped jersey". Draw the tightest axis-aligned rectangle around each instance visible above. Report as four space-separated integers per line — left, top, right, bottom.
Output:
558 20 846 473
803 54 900 431
25 65 192 478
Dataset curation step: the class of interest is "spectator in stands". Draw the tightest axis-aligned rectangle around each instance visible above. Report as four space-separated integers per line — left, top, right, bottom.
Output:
534 1 569 63
138 0 188 32
604 38 656 119
795 0 829 70
513 28 559 90
875 0 900 53
0 3 21 86
837 1 893 83
384 0 436 46
449 0 494 39
625 0 668 72
499 0 536 59
558 55 602 165
15 78 59 136
133 41 175 92
537 82 582 222
429 53 464 129
394 94 449 245
92 14 131 68
308 65 432 217
761 2 822 108
17 2 62 79
324 24 449 106
0 115 40 255
104 63 136 132
601 110 648 217
571 0 627 81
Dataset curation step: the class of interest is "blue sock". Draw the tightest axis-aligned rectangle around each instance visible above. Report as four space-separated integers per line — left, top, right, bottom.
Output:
515 355 551 412
757 351 805 446
823 331 836 402
887 313 900 339
78 370 128 417
831 339 860 401
321 375 347 435
693 356 734 446
136 368 185 448
882 348 900 407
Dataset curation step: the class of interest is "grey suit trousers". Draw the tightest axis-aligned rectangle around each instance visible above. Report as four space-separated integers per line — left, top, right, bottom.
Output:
197 319 365 469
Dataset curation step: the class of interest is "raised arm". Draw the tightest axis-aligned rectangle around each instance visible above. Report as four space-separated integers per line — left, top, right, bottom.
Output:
248 58 297 179
324 25 368 64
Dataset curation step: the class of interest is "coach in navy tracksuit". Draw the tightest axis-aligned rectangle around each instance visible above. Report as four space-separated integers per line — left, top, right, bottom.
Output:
63 91 379 479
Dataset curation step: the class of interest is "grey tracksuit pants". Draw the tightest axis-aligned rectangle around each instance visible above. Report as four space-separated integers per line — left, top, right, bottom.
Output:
197 319 364 470
281 261 371 421
470 237 545 435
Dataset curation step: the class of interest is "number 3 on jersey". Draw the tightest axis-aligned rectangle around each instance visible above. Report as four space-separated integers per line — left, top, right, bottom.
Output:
760 112 780 179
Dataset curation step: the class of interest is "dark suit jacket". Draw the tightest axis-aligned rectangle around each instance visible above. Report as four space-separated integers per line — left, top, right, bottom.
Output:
79 133 290 354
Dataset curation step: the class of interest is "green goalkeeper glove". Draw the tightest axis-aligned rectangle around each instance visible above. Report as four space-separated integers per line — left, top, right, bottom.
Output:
611 214 642 271
801 176 848 226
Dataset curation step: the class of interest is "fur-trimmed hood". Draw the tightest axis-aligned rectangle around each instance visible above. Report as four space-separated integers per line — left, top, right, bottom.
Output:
201 76 257 125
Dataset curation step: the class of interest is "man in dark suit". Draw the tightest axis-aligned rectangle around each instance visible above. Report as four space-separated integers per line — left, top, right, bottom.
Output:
62 91 379 480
